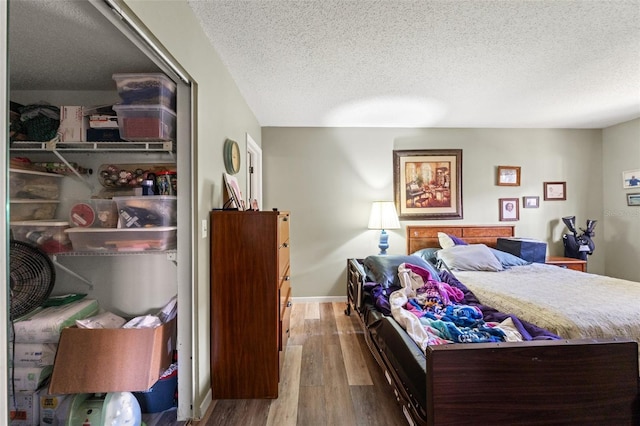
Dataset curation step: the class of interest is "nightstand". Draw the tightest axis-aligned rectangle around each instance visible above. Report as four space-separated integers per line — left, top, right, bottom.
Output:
545 256 587 272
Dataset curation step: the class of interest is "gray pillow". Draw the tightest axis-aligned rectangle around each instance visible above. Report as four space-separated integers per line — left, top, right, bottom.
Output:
489 247 531 268
436 244 503 272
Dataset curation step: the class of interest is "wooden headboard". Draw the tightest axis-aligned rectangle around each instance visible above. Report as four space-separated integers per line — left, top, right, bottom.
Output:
406 225 515 254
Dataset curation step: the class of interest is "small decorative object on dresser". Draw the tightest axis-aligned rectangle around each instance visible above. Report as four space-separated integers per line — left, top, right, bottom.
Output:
497 165 521 186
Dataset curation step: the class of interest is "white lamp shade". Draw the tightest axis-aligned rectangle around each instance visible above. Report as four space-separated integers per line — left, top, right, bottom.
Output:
368 201 401 230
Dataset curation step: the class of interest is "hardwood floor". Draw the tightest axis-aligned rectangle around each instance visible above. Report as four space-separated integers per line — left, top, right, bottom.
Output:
200 302 408 426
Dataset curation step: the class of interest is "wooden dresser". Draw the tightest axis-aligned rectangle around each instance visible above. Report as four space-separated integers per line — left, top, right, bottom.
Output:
545 256 587 272
210 210 292 399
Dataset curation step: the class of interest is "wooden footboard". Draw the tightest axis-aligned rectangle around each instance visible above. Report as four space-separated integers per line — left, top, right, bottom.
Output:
427 339 639 425
346 259 640 426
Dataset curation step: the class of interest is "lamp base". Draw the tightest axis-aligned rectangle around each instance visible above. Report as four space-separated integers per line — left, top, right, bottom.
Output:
378 229 389 255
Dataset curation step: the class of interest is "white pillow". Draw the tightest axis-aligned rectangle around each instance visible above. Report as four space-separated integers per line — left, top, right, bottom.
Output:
438 232 456 249
436 244 504 272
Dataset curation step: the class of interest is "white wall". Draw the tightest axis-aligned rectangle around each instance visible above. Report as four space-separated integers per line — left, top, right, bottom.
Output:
123 0 261 418
262 127 605 298
603 118 640 281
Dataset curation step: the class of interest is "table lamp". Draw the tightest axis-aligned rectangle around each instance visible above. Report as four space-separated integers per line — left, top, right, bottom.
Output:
368 201 401 255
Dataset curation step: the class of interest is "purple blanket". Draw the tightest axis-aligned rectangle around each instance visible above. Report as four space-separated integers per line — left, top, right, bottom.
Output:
364 269 560 341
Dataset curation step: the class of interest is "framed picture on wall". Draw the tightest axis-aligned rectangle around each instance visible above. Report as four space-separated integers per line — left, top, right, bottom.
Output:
623 169 640 189
393 149 463 220
497 166 521 186
499 198 519 221
627 193 640 206
523 196 539 208
543 182 566 200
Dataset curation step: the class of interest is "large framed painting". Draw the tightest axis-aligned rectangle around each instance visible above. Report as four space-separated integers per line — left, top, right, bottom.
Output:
393 149 463 220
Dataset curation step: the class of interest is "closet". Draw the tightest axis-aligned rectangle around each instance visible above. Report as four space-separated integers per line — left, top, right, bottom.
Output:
5 0 193 421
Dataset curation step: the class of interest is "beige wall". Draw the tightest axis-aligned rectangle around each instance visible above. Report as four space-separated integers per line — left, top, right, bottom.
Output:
125 0 261 418
603 118 640 281
262 127 606 298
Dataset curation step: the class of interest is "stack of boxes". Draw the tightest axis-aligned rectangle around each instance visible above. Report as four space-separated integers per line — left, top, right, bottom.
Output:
112 73 177 142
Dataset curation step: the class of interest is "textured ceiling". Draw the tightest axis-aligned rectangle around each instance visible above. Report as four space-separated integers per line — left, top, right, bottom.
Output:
8 0 640 129
188 0 640 129
8 0 159 91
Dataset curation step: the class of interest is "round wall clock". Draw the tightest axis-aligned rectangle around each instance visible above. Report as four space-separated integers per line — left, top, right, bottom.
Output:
224 138 241 174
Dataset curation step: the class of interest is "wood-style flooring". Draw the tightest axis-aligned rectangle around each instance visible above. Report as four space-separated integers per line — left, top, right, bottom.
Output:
198 302 408 426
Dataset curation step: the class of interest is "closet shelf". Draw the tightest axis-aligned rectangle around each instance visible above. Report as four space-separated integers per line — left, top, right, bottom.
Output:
10 140 174 153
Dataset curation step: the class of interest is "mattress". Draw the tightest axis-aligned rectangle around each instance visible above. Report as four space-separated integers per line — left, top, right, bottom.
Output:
454 263 640 361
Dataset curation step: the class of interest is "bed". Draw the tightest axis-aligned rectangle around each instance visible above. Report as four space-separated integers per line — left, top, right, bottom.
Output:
346 225 639 426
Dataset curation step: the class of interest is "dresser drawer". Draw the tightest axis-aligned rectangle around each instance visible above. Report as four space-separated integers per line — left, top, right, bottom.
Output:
280 268 291 316
278 213 290 248
278 243 290 281
279 298 292 352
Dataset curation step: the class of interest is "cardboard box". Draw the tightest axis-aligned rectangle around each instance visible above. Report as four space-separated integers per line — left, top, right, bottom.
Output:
57 106 88 142
48 317 176 394
497 237 547 263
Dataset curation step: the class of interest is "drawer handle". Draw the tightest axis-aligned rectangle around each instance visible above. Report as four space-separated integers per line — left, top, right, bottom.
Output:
284 275 290 281
282 242 289 248
287 301 292 307
282 217 288 222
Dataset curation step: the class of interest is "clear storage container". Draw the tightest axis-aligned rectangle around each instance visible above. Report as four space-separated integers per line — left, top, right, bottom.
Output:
113 196 177 228
112 73 176 110
65 227 177 252
10 200 59 221
69 199 119 228
10 168 63 199
10 221 72 253
112 104 176 142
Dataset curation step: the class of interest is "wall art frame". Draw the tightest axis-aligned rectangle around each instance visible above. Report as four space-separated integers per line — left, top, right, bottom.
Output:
393 149 463 220
497 165 521 186
627 193 640 206
622 169 640 189
499 197 519 221
522 196 539 208
543 181 566 201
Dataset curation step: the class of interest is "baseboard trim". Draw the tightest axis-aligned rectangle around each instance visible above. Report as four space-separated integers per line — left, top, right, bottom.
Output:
291 296 347 303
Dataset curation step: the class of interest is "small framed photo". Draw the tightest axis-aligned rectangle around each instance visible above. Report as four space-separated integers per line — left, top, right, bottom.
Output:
523 196 539 208
497 166 521 186
543 182 566 200
627 193 640 206
623 169 640 189
499 198 519 221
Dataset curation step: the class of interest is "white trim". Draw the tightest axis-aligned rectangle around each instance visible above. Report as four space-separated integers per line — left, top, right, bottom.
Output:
1 2 9 423
291 296 348 303
246 133 263 209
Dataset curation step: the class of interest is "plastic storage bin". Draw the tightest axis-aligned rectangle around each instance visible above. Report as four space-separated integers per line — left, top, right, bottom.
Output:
10 221 72 253
69 199 119 228
133 365 177 413
112 104 176 142
10 168 63 199
10 200 59 221
65 227 177 252
113 196 177 228
112 73 176 109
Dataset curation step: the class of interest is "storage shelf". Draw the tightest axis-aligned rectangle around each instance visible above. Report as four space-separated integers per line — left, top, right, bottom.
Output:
54 249 177 257
10 140 174 153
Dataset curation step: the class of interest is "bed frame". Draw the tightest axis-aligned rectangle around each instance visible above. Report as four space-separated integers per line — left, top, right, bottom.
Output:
347 225 639 426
